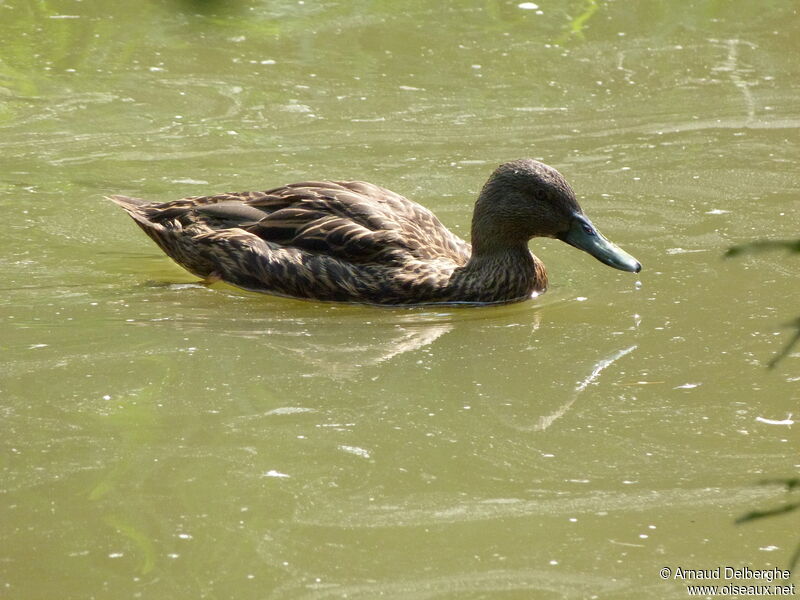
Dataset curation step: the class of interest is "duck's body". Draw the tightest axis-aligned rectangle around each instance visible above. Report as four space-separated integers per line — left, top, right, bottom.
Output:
110 159 640 305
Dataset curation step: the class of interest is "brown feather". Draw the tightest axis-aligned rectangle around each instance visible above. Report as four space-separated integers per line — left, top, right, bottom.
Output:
108 160 640 305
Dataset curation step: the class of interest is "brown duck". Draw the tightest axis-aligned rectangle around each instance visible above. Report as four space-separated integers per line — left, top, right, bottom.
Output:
109 159 641 305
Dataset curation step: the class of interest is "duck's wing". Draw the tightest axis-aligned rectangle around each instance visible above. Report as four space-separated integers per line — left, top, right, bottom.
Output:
250 180 469 264
132 181 470 266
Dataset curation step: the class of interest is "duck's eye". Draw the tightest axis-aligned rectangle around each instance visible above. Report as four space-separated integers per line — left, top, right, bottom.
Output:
582 223 595 236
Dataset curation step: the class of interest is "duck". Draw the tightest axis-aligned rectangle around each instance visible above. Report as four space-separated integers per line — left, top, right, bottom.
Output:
108 158 641 305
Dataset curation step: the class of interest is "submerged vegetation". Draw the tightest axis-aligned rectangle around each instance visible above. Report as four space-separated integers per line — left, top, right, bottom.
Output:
728 239 799 570
736 479 800 571
726 238 800 367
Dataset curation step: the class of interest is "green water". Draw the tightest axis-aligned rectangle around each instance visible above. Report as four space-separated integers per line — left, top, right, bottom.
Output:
2 1 799 598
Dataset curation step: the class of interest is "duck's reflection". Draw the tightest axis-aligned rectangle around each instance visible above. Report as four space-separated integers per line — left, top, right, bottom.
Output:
130 287 638 434
278 321 455 377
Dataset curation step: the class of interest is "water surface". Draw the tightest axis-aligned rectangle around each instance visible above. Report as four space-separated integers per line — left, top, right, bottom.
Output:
1 1 799 598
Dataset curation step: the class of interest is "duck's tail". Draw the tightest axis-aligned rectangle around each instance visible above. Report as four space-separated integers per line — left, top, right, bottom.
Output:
107 194 218 280
107 194 151 218
107 194 148 208
107 193 172 250
106 194 163 229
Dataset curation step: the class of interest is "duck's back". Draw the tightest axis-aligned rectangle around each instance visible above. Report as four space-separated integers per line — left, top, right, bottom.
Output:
243 180 470 264
111 180 472 304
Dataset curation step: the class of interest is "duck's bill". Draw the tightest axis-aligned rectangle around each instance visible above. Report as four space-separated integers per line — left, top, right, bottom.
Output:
558 214 642 273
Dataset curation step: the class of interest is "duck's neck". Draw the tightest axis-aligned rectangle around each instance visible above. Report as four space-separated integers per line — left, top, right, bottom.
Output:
438 179 548 304
445 243 547 304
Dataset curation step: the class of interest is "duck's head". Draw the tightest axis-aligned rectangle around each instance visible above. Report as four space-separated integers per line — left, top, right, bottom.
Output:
472 158 641 273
